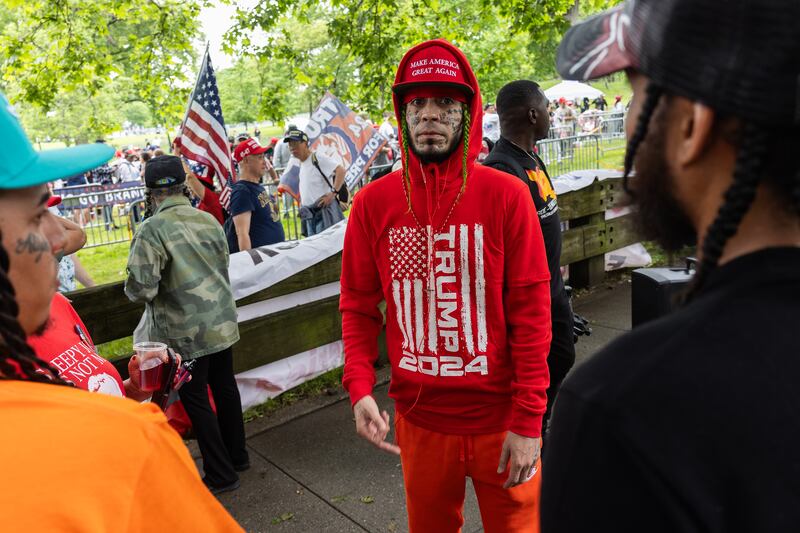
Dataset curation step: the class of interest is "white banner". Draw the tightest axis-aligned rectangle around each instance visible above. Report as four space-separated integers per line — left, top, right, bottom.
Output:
229 219 346 301
228 223 346 411
236 341 344 411
236 282 340 323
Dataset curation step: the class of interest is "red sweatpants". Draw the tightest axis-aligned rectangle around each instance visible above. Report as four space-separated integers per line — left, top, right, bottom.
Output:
395 416 541 533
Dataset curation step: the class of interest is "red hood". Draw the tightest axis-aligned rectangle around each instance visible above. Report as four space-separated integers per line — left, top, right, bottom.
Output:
392 39 483 191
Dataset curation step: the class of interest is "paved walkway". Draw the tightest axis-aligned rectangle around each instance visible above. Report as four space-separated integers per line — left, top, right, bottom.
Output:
208 279 632 532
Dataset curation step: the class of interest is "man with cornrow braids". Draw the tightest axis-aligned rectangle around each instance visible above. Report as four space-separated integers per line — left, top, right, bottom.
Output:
341 39 552 532
542 1 800 531
0 93 243 530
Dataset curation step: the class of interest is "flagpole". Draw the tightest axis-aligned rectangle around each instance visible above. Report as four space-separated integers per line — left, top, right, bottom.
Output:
180 42 211 133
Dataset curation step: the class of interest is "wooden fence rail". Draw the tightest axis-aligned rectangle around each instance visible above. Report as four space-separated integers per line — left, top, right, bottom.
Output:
69 176 637 378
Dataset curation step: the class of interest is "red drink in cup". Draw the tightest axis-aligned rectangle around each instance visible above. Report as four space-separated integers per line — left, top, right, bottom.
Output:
134 342 169 392
139 357 167 391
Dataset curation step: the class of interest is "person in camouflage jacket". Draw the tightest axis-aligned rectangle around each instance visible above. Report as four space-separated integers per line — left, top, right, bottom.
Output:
125 155 249 494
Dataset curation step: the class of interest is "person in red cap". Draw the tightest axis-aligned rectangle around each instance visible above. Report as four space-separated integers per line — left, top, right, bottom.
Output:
228 138 284 252
554 98 577 136
265 136 279 162
340 39 552 532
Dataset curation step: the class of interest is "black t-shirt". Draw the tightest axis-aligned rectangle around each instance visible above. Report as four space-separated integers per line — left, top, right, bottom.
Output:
542 248 800 532
483 138 567 303
228 180 285 252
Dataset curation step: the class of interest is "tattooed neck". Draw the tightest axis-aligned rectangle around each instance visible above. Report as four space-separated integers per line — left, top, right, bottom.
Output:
15 233 50 263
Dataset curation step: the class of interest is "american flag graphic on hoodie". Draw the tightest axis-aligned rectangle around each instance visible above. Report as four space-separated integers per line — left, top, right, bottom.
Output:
389 223 488 373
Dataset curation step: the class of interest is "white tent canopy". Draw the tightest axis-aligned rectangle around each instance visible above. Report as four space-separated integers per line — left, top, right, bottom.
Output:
544 81 604 101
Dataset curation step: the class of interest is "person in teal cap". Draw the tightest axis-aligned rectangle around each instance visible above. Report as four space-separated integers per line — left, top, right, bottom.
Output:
0 92 244 531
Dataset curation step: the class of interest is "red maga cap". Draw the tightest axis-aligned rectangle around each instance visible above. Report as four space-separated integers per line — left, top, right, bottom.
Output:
393 43 473 96
233 138 268 163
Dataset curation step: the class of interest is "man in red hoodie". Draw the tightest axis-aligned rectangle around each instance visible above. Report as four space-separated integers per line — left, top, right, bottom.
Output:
340 39 552 532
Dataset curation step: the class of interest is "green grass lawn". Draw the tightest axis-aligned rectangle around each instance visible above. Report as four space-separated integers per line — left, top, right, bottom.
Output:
76 241 131 286
598 138 626 170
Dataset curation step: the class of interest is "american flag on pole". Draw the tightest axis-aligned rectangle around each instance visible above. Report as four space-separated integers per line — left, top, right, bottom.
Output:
178 48 235 210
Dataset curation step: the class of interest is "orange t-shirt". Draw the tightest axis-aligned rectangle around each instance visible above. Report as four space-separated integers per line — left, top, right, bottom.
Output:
0 380 243 532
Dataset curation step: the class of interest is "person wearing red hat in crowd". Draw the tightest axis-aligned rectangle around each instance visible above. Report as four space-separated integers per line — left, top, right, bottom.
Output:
265 136 279 162
340 39 552 532
554 98 577 136
228 138 284 252
116 149 142 183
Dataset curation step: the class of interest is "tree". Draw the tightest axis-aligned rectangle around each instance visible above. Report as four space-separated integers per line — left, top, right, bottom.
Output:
0 0 202 133
217 58 263 128
226 0 624 116
19 87 123 146
122 101 154 128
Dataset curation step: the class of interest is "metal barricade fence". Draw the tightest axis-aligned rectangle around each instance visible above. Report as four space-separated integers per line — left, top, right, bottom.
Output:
535 134 601 176
264 181 304 242
269 162 395 242
57 189 146 249
71 133 610 249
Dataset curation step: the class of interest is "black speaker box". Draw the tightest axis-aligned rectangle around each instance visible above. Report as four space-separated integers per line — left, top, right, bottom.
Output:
631 266 694 327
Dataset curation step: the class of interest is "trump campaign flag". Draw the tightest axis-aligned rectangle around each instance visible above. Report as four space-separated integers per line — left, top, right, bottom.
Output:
177 48 236 210
280 92 387 198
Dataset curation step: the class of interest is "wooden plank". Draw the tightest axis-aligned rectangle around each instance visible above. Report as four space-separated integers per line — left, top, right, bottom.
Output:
69 253 344 344
68 282 144 345
559 226 586 266
569 212 607 288
236 252 342 306
557 180 606 220
604 178 630 209
605 214 640 250
556 176 626 220
233 295 342 373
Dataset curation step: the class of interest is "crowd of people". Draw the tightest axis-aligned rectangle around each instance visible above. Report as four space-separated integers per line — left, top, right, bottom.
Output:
1 0 799 531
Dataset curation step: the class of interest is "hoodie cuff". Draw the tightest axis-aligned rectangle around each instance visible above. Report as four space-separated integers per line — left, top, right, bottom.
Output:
347 381 374 408
509 407 543 439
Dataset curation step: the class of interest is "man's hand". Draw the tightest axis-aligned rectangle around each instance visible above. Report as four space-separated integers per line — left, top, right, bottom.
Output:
353 395 401 455
497 432 541 489
319 191 336 207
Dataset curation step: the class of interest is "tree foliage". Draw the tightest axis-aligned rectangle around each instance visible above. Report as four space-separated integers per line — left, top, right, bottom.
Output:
18 88 123 146
225 0 624 117
0 0 203 138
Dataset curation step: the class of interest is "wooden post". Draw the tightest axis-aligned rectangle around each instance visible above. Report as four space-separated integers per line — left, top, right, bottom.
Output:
569 211 606 288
